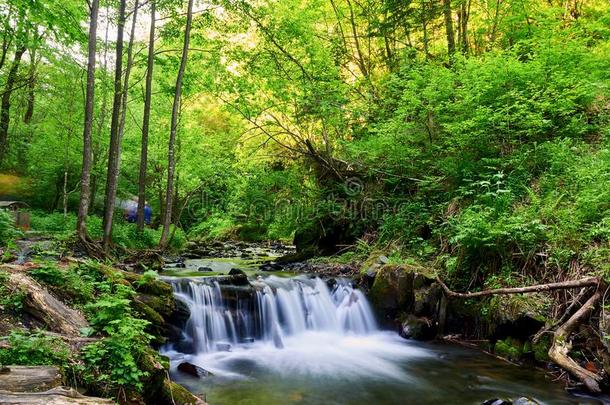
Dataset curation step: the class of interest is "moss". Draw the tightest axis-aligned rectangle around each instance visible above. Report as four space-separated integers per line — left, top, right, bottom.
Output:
494 337 524 361
162 380 203 405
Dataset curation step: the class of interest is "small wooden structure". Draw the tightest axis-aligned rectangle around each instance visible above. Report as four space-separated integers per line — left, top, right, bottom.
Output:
0 200 30 231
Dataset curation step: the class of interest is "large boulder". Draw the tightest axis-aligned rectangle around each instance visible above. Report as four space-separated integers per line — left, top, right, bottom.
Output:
368 265 415 319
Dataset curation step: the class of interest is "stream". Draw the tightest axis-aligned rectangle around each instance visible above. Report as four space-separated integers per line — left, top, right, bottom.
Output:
160 245 602 405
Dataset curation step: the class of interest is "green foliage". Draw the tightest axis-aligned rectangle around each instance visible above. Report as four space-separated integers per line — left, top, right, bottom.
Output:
29 210 186 250
494 337 524 361
80 317 152 394
85 285 135 334
0 210 20 247
0 270 25 314
0 330 70 366
29 262 95 305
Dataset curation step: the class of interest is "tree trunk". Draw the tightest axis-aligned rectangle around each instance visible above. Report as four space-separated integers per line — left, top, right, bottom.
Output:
442 0 456 57
159 0 194 249
0 5 13 71
117 0 140 151
421 3 430 59
89 9 111 215
137 0 156 232
346 0 368 79
102 0 127 250
23 47 37 124
76 0 100 240
459 0 471 54
0 44 26 162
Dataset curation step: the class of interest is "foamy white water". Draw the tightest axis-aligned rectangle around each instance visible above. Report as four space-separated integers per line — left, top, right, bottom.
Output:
162 274 431 380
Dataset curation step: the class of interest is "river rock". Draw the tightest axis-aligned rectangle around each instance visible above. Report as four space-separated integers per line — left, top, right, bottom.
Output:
229 268 246 276
369 265 415 317
513 398 540 405
177 362 213 378
399 315 436 340
216 343 232 352
481 400 511 405
198 266 213 272
168 297 190 329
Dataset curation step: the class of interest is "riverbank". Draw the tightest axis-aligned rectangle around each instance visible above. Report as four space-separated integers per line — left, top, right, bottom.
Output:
1 237 608 404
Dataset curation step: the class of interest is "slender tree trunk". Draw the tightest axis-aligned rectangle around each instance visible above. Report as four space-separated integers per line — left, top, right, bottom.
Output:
117 0 139 144
421 3 430 59
346 0 368 78
442 0 456 58
459 0 471 54
0 44 26 162
159 0 194 249
89 8 111 214
102 0 127 250
137 0 156 232
23 47 37 124
77 0 100 240
0 5 13 71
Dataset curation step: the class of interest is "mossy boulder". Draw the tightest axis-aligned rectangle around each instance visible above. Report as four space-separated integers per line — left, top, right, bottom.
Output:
368 265 437 324
161 380 205 405
368 265 414 317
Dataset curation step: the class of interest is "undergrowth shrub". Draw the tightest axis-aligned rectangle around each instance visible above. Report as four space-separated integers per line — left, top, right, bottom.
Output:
0 271 25 314
0 210 20 247
0 330 70 366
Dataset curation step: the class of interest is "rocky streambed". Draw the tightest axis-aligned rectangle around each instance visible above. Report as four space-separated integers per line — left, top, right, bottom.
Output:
157 241 609 405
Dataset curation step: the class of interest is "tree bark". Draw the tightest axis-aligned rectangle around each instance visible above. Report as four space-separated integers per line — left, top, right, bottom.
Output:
0 366 62 393
137 0 156 232
0 44 26 162
442 0 456 57
159 0 194 249
102 0 127 250
77 0 100 240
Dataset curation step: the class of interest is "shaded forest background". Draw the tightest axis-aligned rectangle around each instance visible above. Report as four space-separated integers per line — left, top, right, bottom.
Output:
0 0 609 290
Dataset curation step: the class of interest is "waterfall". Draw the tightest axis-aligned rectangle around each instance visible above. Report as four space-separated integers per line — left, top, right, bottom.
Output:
168 275 377 354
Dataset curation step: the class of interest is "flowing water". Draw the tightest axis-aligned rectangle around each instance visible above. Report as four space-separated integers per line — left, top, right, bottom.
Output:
161 270 602 405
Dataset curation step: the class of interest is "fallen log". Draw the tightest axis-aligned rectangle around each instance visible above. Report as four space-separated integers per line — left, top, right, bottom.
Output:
436 276 599 298
0 366 62 392
0 386 113 404
548 287 604 393
6 271 88 335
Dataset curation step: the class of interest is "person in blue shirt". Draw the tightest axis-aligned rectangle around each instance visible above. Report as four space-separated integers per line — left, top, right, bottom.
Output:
144 203 152 225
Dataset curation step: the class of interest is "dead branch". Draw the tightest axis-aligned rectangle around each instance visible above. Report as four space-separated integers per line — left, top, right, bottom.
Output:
437 277 599 299
548 287 604 393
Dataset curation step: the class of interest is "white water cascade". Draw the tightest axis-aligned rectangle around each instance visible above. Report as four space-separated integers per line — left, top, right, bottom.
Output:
169 275 378 354
163 274 432 381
